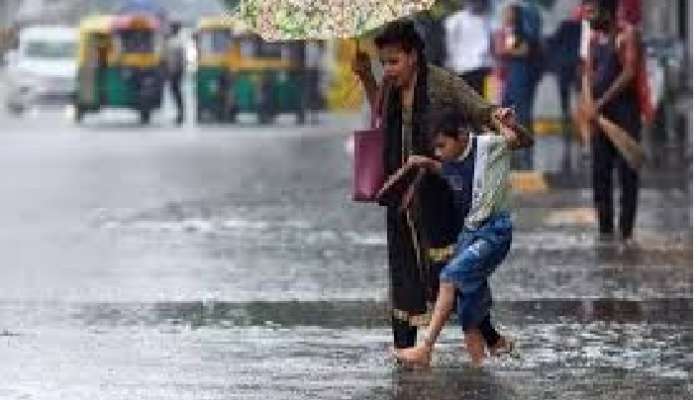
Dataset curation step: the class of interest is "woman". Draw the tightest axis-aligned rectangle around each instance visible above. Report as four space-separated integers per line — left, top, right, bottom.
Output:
495 3 540 170
581 0 642 244
351 20 516 355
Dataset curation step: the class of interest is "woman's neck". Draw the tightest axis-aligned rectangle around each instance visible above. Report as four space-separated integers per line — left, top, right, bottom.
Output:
400 69 418 107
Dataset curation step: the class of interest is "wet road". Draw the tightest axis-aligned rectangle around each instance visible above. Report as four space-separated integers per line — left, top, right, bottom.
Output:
0 107 692 399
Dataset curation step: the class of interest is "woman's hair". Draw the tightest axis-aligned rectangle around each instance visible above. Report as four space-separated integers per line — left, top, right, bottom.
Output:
429 108 466 140
373 19 425 54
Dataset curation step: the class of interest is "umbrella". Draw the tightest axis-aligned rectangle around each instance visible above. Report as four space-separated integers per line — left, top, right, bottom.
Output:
229 0 435 41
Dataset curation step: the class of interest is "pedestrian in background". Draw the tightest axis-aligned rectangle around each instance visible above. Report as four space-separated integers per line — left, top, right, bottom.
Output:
581 0 642 245
546 6 584 173
412 10 447 68
494 2 541 170
443 0 493 97
165 21 185 125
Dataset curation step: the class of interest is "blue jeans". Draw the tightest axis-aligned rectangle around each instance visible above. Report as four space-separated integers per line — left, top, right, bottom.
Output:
439 213 513 329
503 62 538 170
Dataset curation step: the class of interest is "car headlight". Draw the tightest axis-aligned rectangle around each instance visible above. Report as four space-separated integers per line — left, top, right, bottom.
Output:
12 70 46 89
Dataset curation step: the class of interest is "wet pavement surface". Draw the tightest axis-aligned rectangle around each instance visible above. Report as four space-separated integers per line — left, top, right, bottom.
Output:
0 106 692 399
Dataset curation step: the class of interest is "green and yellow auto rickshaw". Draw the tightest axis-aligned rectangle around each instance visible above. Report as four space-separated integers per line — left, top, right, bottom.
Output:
194 16 237 122
194 16 308 124
74 14 165 124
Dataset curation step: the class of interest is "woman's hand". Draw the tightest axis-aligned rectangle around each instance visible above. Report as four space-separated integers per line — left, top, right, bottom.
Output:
407 155 433 168
504 35 530 57
351 50 378 105
351 50 374 82
406 155 442 174
582 99 600 122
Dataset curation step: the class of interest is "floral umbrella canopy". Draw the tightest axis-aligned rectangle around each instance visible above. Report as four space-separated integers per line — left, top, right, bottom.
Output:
229 0 435 41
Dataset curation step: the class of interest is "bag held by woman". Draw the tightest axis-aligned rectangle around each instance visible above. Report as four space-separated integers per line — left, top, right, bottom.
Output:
352 91 384 202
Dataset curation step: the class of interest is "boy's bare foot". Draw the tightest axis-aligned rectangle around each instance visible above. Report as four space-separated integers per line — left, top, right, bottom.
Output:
464 329 486 367
393 343 432 367
488 336 514 357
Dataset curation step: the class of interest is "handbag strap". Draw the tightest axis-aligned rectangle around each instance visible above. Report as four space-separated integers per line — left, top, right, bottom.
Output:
370 83 385 129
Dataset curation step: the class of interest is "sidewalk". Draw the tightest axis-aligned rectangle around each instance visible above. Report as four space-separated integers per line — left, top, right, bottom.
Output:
513 130 692 191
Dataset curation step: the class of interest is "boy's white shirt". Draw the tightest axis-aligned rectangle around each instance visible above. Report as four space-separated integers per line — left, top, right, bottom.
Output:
464 133 511 230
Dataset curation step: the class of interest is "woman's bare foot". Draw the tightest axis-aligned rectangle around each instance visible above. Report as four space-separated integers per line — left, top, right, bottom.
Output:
488 336 514 357
393 343 432 367
464 329 486 367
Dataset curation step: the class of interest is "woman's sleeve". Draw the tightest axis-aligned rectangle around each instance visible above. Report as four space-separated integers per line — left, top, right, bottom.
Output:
447 72 495 128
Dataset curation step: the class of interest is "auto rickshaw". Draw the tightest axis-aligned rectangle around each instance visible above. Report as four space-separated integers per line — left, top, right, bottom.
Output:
194 16 310 124
74 14 165 124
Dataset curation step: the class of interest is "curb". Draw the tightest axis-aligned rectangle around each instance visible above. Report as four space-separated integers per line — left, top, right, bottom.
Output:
511 169 691 193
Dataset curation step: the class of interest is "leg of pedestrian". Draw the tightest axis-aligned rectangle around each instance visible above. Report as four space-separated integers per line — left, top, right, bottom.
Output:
617 156 640 243
592 133 616 240
480 313 514 357
171 76 184 125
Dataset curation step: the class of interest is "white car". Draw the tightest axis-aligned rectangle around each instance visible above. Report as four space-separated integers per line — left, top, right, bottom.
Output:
5 26 77 114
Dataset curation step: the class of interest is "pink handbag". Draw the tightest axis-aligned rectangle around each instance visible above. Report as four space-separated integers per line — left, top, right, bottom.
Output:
352 91 384 202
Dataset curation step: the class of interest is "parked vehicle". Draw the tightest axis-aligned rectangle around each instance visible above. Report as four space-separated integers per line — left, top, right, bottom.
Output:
74 14 165 124
194 16 309 124
4 25 77 115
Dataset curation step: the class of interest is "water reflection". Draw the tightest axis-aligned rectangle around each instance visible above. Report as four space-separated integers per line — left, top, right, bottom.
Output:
60 298 691 329
386 368 507 400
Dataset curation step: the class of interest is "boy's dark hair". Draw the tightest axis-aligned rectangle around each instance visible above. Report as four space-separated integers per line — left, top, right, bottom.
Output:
373 19 425 54
429 108 466 140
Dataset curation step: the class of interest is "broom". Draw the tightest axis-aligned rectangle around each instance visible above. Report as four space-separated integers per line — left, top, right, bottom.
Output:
596 115 645 171
574 102 645 171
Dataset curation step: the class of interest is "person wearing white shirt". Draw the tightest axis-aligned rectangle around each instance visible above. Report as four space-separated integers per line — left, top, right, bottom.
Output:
443 0 493 96
165 22 185 125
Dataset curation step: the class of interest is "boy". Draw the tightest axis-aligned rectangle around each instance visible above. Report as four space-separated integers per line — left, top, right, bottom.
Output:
391 108 532 367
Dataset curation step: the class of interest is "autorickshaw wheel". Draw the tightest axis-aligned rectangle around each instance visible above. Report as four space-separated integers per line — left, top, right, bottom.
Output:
7 104 24 116
74 106 84 123
196 106 205 124
257 111 270 124
139 110 151 125
216 106 226 122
